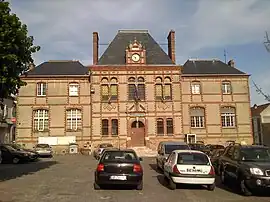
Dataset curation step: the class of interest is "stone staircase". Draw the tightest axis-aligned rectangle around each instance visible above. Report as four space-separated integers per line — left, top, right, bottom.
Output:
130 146 157 157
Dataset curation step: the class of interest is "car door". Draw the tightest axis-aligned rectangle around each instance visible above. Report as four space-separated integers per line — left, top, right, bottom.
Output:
229 147 241 182
164 152 175 177
223 146 235 179
0 146 12 160
156 143 162 166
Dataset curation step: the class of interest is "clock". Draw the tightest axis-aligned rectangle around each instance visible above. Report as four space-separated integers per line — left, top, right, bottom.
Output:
131 53 140 62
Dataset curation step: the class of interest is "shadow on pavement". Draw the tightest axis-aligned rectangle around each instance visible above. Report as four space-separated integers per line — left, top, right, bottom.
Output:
0 160 58 182
97 184 138 190
149 163 163 174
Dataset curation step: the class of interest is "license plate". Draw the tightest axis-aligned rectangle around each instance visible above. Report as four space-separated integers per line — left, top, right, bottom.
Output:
110 176 127 180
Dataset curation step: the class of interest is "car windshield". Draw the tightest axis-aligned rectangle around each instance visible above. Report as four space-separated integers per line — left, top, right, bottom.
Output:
211 145 224 150
7 144 21 150
177 152 210 165
100 144 113 148
165 144 189 154
101 151 138 162
241 148 270 162
36 144 49 148
190 144 206 150
4 145 17 152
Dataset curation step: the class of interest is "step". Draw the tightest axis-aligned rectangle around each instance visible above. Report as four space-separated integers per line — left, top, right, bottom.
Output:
129 147 157 157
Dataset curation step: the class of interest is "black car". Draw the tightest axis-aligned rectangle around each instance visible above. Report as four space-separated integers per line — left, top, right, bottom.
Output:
209 148 225 174
94 149 143 190
218 144 270 196
189 143 210 155
5 144 39 161
0 144 34 164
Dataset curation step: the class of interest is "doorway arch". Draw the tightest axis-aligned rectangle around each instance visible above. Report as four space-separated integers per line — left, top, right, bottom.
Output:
130 120 145 147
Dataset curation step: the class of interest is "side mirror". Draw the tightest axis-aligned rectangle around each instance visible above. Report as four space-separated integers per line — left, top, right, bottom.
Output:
139 157 143 161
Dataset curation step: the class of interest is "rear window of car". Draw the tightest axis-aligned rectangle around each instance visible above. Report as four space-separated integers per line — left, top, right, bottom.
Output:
36 144 50 148
177 152 210 165
101 151 138 162
100 144 113 148
165 144 189 154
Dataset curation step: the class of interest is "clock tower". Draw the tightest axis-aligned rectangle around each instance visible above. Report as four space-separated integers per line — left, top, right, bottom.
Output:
125 38 146 65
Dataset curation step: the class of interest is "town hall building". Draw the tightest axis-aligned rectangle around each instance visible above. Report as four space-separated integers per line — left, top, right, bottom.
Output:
15 30 253 150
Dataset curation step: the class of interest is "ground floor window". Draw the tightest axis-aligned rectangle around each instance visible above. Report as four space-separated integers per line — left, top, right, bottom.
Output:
156 118 174 135
33 109 49 131
102 118 119 136
66 109 82 131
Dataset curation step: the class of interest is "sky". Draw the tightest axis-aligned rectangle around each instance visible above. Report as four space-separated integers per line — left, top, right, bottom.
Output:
8 0 270 105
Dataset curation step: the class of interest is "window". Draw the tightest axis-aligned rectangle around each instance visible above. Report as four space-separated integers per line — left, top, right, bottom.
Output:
221 107 236 127
166 118 173 135
222 82 232 94
190 107 205 128
102 119 109 136
111 119 118 136
66 109 82 131
69 83 79 96
37 82 46 96
177 152 209 165
33 109 49 131
155 77 172 100
191 82 201 94
128 77 145 101
101 77 118 101
157 118 164 135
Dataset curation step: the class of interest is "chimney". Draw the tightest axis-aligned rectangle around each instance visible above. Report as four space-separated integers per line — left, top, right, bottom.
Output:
167 30 176 64
93 32 99 65
228 59 235 68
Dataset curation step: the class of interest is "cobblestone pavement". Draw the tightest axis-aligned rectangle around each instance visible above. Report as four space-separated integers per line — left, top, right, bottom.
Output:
0 155 270 202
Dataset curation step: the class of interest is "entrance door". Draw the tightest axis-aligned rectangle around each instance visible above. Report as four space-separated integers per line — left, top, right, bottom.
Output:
130 121 145 147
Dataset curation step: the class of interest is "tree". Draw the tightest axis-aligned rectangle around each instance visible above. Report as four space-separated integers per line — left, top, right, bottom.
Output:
0 0 40 99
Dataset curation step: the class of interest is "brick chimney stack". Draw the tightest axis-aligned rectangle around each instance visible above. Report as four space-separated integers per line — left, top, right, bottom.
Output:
93 32 99 65
228 59 235 68
167 30 176 64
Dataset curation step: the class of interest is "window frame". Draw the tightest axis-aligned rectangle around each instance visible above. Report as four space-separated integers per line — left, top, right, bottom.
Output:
102 119 109 136
221 107 236 128
33 109 49 132
37 82 47 96
190 107 205 128
66 109 82 131
155 77 172 101
128 77 145 101
222 82 232 94
111 119 119 136
69 83 79 97
101 78 118 102
191 82 201 94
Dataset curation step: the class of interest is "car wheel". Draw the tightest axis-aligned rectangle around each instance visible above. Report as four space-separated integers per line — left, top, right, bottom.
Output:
93 182 101 190
239 179 252 196
136 182 143 190
220 170 227 184
207 183 215 191
168 178 177 190
12 157 20 164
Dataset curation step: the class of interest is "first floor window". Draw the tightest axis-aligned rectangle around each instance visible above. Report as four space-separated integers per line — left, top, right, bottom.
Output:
66 109 82 130
191 83 201 94
69 83 79 96
222 82 232 94
101 84 109 101
190 107 205 128
33 109 49 131
37 82 46 96
221 107 236 127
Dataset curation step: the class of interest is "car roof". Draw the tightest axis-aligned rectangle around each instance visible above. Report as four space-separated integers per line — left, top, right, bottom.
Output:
160 141 188 146
103 148 135 152
237 145 269 149
173 150 206 154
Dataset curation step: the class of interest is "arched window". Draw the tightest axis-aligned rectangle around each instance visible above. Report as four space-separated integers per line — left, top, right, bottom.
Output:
155 77 172 100
100 77 118 101
190 107 205 128
221 106 236 127
128 77 145 101
33 109 49 131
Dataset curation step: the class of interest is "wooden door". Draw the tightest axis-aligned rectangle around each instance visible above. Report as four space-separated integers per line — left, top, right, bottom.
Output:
130 121 145 147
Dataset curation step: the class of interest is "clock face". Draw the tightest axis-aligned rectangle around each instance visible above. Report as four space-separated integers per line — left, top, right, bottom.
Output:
131 53 140 62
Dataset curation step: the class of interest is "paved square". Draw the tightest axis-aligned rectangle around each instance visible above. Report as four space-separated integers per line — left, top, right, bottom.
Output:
0 155 269 202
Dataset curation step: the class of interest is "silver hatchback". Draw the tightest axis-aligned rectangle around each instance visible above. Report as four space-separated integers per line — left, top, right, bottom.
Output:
34 144 53 158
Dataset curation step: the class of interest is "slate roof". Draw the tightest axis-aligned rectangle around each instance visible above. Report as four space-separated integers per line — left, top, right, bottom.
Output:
26 61 89 76
97 30 174 65
251 103 270 116
182 59 246 75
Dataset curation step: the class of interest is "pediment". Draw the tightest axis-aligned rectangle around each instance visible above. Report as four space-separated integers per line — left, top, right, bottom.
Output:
127 102 147 114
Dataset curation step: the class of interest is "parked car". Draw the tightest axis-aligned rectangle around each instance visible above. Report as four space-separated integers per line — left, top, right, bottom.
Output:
93 143 114 159
206 144 225 152
189 143 210 155
33 144 53 157
0 149 2 164
94 149 143 190
218 144 270 196
209 148 225 174
156 141 190 170
163 150 215 190
0 144 34 164
5 144 39 161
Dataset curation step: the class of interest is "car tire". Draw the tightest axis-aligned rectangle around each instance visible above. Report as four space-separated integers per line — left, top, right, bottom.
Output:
220 170 227 184
239 179 252 196
207 183 215 191
93 182 101 190
168 178 177 190
136 182 143 190
12 157 20 164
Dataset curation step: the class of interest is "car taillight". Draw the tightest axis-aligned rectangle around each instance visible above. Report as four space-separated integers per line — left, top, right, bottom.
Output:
173 165 180 174
209 166 215 176
133 164 142 173
97 164 104 172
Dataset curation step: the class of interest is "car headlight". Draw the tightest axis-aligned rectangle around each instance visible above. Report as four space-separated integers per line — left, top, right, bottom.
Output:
250 168 264 176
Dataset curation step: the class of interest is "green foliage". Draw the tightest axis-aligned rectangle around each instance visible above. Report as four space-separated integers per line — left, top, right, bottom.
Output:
0 0 40 98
